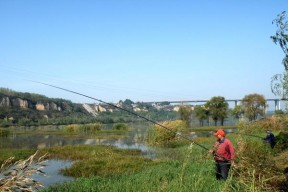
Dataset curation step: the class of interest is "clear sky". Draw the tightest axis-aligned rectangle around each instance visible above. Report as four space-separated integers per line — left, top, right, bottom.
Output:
0 0 287 105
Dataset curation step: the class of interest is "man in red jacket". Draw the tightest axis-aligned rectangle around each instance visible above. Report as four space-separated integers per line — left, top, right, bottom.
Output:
210 129 235 180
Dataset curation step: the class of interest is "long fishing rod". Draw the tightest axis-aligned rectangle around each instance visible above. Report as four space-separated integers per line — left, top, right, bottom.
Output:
229 132 263 139
32 81 211 151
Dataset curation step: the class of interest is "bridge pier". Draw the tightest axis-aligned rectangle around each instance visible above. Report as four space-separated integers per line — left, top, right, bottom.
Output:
274 100 280 111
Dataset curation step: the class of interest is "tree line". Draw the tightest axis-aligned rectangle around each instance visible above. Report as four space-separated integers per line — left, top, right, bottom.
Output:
179 93 269 127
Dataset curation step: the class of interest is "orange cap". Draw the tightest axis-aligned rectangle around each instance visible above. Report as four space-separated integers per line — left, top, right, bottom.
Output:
213 129 225 137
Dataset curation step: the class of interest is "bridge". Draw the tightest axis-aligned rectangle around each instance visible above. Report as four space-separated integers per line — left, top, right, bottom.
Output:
144 98 286 111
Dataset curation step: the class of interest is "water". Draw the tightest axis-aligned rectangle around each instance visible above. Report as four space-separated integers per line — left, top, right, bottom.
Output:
33 159 73 189
0 125 236 189
0 124 152 189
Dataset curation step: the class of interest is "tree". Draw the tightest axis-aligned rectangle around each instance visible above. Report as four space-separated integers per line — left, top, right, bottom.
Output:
271 11 288 98
271 71 288 99
241 94 267 121
193 105 209 126
205 96 228 126
230 105 244 120
271 11 288 69
178 105 192 127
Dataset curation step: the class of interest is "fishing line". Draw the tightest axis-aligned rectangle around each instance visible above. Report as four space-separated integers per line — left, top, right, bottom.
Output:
30 80 211 151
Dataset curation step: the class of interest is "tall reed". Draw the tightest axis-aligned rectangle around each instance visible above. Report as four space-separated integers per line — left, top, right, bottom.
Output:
0 151 47 192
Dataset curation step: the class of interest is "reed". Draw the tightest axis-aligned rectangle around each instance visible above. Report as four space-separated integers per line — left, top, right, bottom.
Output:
0 151 47 192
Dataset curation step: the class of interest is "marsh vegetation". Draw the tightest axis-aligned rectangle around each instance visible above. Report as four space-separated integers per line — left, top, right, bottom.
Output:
0 117 288 191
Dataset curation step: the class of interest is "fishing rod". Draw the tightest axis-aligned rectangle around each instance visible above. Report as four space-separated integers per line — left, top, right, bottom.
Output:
229 132 263 139
31 81 211 151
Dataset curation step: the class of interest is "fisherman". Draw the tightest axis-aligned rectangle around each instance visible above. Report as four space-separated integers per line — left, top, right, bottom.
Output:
209 129 235 180
263 130 276 149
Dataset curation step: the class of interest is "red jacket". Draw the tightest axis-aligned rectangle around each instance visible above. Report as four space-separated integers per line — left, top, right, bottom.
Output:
212 138 234 161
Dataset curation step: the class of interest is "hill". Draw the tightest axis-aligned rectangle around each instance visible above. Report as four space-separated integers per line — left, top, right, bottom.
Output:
0 88 178 126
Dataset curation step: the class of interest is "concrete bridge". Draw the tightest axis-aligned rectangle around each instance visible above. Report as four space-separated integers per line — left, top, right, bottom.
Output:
144 98 286 111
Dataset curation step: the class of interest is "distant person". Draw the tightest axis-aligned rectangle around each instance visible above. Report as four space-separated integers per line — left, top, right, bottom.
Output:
209 129 235 180
263 130 276 149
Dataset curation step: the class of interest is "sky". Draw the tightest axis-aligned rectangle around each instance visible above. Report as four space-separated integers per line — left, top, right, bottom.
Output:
0 0 287 105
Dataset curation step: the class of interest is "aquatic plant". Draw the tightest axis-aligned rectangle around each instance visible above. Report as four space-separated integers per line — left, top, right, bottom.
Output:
39 145 151 178
63 123 102 133
112 123 129 131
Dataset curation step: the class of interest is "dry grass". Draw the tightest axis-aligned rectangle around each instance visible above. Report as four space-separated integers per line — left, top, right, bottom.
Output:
0 151 48 192
239 116 288 134
232 135 287 191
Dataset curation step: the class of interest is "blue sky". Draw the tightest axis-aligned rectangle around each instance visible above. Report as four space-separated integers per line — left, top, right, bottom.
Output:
0 0 287 105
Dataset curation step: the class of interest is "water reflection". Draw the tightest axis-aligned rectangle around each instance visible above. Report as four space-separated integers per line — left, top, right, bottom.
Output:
33 159 73 189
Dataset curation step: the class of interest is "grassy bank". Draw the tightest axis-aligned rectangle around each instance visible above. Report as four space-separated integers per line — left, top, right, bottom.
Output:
41 144 227 192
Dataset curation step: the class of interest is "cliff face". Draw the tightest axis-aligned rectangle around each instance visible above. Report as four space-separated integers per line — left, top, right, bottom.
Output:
0 95 63 111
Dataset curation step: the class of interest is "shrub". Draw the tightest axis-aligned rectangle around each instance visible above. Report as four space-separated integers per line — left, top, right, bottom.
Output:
112 123 129 131
0 129 9 137
238 116 288 134
64 124 79 133
233 135 286 191
275 131 288 151
80 123 102 132
147 120 186 145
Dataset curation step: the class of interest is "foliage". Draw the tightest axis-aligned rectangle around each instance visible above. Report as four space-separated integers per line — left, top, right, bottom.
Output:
241 93 267 121
237 116 288 136
0 128 9 137
271 11 288 99
112 123 129 131
147 120 186 146
271 71 288 99
275 131 288 151
178 105 192 127
63 123 102 133
271 11 288 69
230 105 244 120
193 105 209 126
205 96 229 126
233 136 285 191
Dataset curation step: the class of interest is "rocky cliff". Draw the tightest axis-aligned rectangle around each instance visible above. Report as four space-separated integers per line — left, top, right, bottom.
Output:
0 94 63 111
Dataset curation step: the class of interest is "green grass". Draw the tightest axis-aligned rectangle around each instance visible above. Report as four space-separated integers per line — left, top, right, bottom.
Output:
1 119 287 191
40 131 287 192
0 148 36 164
41 145 229 192
38 145 153 178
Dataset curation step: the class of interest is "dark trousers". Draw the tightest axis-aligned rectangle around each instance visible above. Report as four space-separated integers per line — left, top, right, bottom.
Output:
215 160 231 180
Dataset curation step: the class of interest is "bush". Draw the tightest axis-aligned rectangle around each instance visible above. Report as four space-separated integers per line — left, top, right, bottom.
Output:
80 123 102 132
112 123 129 131
233 135 286 191
0 128 10 137
64 124 80 133
238 116 288 134
64 124 102 133
147 120 186 146
275 132 288 152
